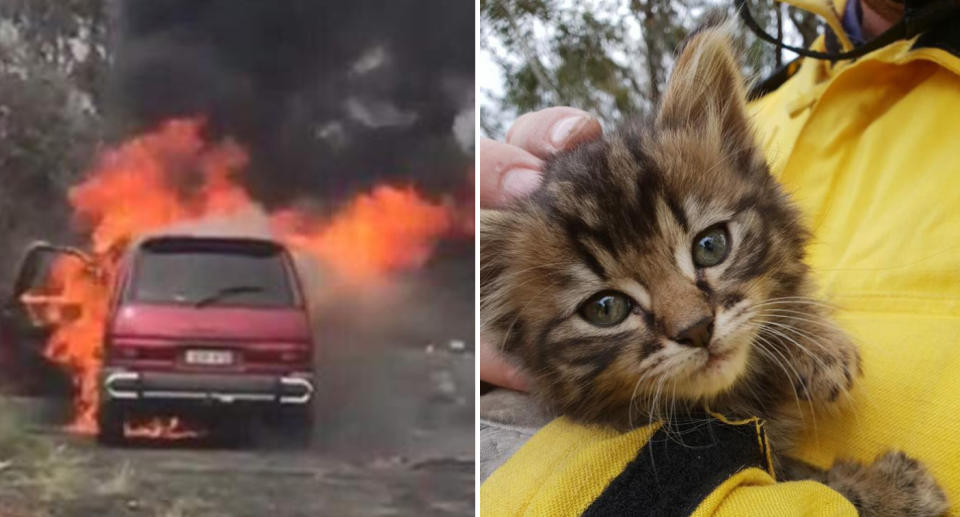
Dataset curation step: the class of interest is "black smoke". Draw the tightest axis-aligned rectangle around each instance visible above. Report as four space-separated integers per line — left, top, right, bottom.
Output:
111 0 474 207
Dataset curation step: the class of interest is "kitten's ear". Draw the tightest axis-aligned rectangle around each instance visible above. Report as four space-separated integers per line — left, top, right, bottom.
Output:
656 21 752 145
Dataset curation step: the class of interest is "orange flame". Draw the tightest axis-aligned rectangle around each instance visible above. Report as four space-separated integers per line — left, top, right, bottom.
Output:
35 117 454 435
125 417 205 440
41 258 108 433
272 186 451 281
69 118 252 256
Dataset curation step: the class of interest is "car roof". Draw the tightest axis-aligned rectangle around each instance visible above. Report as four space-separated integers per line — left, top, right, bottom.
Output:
132 235 288 255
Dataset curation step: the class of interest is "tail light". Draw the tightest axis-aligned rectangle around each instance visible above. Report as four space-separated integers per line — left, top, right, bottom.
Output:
244 345 311 366
106 339 179 363
280 351 305 363
114 347 140 359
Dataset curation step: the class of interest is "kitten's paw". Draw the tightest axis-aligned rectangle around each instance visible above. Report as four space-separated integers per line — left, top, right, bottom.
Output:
793 338 860 404
827 450 948 517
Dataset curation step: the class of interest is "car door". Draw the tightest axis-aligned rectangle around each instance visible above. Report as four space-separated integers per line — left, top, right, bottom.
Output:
0 242 93 394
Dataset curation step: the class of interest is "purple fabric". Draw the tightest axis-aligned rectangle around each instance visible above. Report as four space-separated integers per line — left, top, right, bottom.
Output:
842 0 867 45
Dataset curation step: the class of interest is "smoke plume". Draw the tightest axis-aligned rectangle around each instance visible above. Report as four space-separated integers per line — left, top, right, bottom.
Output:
111 0 474 207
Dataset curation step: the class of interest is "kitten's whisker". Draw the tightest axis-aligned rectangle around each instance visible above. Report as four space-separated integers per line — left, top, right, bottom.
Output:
631 365 666 427
737 374 767 411
653 377 666 426
749 297 840 311
748 303 836 316
627 370 651 428
643 377 660 436
747 329 810 419
644 376 666 472
748 337 801 413
750 307 865 356
755 319 829 353
749 309 842 331
751 331 820 437
747 319 824 361
755 295 838 304
668 380 698 448
755 322 832 372
664 379 681 445
751 306 836 328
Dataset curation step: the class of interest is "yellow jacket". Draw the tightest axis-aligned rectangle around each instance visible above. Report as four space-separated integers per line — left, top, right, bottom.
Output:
481 415 856 516
751 16 960 517
481 15 960 517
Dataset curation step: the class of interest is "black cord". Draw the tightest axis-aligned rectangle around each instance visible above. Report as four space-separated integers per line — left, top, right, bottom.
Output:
735 0 960 61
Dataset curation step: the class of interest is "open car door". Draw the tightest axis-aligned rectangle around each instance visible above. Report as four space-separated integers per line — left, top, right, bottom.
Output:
0 242 94 394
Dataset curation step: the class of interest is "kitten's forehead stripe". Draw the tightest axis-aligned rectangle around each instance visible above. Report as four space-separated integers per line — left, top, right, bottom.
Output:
546 138 673 277
551 270 576 289
665 195 689 232
723 225 772 281
606 135 642 201
561 216 610 279
734 194 762 214
621 122 657 172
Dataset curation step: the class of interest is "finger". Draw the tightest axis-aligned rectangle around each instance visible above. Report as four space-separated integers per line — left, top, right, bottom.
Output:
478 337 530 392
506 107 603 159
478 137 544 208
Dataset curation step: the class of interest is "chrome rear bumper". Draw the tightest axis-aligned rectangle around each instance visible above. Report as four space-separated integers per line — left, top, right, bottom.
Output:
102 370 313 405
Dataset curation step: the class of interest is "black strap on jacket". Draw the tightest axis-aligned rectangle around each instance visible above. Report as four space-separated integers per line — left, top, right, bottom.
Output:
581 417 772 517
736 0 960 61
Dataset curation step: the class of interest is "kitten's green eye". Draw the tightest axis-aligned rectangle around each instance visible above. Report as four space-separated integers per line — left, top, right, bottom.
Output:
579 291 633 327
692 224 730 268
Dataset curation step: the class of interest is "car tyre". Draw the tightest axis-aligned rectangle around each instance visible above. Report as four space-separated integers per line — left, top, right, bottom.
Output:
282 406 314 449
96 401 125 446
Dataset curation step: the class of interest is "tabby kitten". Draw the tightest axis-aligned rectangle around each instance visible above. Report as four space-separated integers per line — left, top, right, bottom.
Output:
480 22 947 517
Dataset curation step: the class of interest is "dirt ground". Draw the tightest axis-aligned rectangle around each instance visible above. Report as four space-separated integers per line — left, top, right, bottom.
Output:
0 247 475 517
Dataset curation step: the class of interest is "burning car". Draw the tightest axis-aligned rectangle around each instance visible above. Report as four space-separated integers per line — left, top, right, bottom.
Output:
4 236 315 445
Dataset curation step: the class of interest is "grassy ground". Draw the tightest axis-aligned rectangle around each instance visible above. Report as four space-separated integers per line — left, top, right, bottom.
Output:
0 249 475 517
0 397 82 516
0 347 473 517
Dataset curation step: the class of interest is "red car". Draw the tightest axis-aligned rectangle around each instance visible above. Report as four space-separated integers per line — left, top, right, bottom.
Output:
5 236 316 445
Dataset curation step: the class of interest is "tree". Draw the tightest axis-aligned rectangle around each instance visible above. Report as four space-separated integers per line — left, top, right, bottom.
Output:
480 0 821 137
0 0 111 286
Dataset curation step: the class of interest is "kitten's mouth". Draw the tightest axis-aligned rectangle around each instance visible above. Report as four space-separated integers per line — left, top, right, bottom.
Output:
670 324 755 399
701 349 733 371
666 338 751 400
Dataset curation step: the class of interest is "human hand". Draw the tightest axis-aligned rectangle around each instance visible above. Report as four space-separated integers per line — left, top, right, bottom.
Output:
478 107 603 391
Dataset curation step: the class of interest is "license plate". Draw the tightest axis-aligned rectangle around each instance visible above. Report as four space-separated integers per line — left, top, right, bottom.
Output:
185 349 234 366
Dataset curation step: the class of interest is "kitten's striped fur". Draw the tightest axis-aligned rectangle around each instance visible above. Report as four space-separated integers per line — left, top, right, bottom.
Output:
480 21 947 517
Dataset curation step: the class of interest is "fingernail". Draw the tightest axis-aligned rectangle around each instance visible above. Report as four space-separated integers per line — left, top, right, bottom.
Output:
502 168 542 199
550 116 587 148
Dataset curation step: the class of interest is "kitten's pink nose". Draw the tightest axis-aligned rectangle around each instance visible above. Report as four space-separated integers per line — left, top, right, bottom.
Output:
672 317 714 348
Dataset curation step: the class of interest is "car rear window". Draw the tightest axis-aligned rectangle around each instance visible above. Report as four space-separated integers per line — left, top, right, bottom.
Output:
130 240 296 307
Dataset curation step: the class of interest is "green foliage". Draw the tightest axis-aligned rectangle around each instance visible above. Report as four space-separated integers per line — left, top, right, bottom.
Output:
480 0 824 137
0 0 109 283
